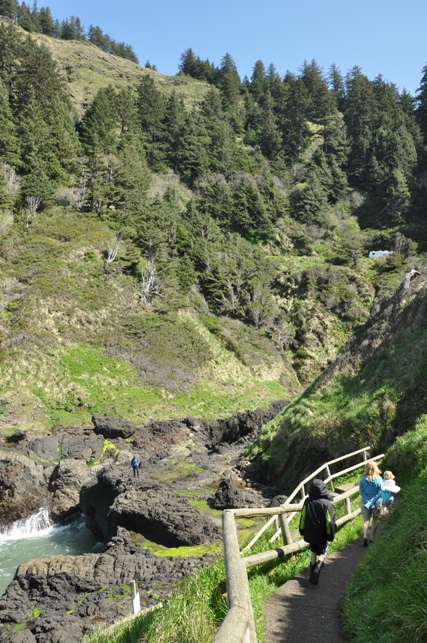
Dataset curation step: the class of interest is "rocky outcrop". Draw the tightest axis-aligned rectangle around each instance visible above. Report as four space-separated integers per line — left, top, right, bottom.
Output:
0 400 288 642
0 528 214 643
48 460 101 522
80 464 221 545
0 455 52 525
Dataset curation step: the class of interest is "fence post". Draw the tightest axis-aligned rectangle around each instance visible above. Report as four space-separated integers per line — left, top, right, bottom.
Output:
344 497 351 515
325 465 333 490
131 580 140 615
279 513 293 547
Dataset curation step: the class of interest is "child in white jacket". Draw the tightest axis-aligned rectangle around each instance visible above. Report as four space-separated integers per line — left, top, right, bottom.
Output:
382 470 400 516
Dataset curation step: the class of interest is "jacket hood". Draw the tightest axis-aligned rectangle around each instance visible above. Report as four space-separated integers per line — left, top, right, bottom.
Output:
309 478 332 500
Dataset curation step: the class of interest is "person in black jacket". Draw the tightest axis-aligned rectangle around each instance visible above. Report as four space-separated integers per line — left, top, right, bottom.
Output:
299 478 336 585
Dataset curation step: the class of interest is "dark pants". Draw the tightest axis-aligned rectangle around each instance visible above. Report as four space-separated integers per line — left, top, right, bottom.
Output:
132 466 139 477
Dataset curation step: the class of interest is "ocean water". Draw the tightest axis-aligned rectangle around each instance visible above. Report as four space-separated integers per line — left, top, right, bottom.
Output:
0 508 104 597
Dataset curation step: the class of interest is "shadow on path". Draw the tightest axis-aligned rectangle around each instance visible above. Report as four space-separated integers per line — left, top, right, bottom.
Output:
263 530 381 643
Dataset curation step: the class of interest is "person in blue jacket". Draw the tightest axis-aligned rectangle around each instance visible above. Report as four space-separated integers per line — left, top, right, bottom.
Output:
131 455 140 477
359 460 383 546
299 478 336 586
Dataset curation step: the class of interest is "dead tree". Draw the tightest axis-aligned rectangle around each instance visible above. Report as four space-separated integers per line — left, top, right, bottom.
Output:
25 195 41 228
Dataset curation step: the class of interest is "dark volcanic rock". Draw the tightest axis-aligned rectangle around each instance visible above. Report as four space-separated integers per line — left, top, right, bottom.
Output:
0 399 289 642
80 464 221 545
0 528 214 643
48 460 101 522
92 415 137 439
213 478 248 509
0 455 51 525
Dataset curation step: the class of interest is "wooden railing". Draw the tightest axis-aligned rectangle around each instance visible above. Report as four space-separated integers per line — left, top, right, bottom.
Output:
213 447 383 643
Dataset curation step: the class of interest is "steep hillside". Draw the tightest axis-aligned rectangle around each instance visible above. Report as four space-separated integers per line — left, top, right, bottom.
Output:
253 271 427 488
0 21 425 433
34 32 211 116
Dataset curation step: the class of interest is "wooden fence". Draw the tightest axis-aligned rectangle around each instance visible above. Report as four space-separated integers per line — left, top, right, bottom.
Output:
213 446 383 643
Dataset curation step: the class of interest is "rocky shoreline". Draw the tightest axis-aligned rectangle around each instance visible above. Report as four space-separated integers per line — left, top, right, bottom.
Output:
0 401 286 642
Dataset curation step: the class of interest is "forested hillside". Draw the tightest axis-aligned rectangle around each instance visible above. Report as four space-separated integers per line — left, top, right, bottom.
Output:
0 16 427 431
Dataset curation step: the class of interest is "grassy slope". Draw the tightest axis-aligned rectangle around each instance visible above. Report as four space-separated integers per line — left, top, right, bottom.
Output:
34 33 211 116
0 207 298 431
253 277 427 488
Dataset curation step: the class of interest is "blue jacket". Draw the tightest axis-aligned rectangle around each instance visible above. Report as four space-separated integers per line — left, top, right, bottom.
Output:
359 475 383 509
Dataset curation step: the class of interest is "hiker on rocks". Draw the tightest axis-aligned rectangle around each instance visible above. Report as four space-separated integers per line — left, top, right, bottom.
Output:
382 470 400 516
299 478 336 586
359 460 383 546
131 455 140 477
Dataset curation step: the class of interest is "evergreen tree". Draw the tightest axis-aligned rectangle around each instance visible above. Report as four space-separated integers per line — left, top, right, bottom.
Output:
60 16 85 40
217 53 241 108
0 0 18 19
195 173 233 225
178 48 200 77
87 25 110 51
250 60 267 100
162 91 187 172
0 78 19 165
136 75 167 168
344 66 376 184
17 2 35 31
176 109 210 186
79 86 117 155
299 59 330 122
416 62 427 142
115 87 140 149
328 63 345 109
278 71 310 161
38 6 54 35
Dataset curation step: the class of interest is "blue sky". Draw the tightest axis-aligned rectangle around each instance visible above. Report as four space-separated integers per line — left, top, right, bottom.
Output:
45 0 426 96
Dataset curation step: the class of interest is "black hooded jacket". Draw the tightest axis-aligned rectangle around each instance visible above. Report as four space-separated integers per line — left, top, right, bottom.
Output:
299 479 336 545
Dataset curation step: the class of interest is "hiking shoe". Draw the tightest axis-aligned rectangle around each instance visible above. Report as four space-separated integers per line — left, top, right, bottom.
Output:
309 561 324 586
363 538 369 547
369 539 374 543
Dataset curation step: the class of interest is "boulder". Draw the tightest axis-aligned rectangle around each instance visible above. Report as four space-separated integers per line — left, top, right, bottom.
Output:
0 454 51 525
48 460 101 521
80 464 221 546
91 415 137 439
213 478 252 509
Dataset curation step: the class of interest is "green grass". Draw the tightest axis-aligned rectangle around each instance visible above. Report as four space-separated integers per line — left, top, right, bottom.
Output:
342 469 427 643
255 284 427 487
86 487 365 643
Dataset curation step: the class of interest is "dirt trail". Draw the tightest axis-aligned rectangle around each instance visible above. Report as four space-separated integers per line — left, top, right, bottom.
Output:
263 525 384 643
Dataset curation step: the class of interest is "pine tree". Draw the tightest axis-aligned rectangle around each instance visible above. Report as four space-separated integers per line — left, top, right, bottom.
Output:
344 66 376 184
39 7 55 36
250 60 267 100
0 0 18 19
136 75 167 168
79 86 117 155
0 78 19 165
278 72 310 161
162 91 187 173
217 53 241 108
416 62 427 142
